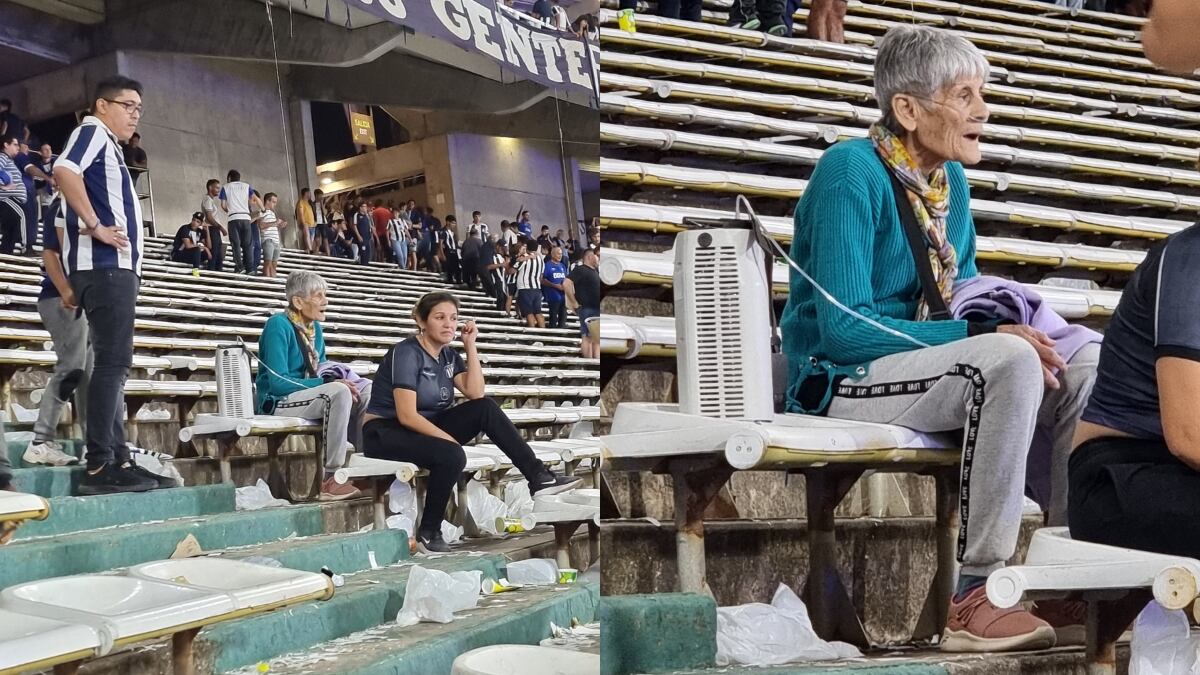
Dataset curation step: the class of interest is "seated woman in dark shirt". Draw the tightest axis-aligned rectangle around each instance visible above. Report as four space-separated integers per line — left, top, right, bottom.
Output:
363 291 581 553
1069 224 1200 558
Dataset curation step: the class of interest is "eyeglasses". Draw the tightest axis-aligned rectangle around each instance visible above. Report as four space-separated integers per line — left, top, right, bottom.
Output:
103 98 145 117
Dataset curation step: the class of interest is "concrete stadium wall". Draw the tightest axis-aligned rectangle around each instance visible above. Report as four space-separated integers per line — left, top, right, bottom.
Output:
118 51 303 246
446 133 584 238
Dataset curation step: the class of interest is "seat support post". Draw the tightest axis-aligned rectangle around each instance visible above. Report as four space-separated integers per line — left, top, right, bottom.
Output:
373 477 389 530
669 458 732 596
1086 590 1149 675
802 468 870 648
172 627 201 675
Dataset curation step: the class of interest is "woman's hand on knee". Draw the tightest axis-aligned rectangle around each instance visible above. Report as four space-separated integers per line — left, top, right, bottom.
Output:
335 379 360 403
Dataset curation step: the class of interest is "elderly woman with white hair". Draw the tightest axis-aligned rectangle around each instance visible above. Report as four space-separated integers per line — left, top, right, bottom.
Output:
256 270 368 502
780 25 1098 652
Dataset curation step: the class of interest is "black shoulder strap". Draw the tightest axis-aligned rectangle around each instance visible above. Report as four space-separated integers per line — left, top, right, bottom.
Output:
886 171 951 321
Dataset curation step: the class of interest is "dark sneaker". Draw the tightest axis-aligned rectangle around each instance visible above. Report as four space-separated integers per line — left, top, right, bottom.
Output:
416 531 451 554
529 471 583 497
765 23 788 36
125 463 179 489
941 584 1057 652
78 464 157 496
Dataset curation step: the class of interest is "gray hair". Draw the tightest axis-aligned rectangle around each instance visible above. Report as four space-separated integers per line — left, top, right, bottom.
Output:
285 270 327 307
874 25 989 132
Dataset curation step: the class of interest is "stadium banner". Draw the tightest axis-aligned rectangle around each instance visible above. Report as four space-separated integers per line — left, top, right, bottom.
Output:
346 0 600 104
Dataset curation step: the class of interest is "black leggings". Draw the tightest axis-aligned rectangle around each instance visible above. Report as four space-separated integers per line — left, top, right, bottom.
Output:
1069 436 1200 558
363 398 545 536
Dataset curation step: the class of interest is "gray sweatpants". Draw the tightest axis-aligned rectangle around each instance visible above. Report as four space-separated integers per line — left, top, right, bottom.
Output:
826 333 1096 577
34 297 92 444
270 380 370 473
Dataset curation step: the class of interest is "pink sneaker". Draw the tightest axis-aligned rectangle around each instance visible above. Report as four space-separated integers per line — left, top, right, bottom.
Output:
319 476 362 502
941 584 1057 652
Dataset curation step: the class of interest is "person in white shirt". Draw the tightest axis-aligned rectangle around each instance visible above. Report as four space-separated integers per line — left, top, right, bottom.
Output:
218 170 260 274
470 210 490 240
254 192 288 278
500 220 519 247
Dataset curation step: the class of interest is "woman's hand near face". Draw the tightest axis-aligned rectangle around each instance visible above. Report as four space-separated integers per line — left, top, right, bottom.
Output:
461 320 478 349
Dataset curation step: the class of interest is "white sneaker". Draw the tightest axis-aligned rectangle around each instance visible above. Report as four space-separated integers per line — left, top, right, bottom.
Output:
23 441 80 466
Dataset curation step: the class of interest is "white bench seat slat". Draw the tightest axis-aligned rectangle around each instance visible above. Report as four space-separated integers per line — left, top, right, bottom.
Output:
0 608 102 672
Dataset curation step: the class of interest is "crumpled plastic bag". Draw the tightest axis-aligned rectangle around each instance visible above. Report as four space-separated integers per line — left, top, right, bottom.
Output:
441 520 464 545
506 558 560 586
388 480 419 538
1130 600 1200 675
395 564 482 626
467 481 507 536
235 479 289 510
715 583 862 666
505 479 535 519
131 451 184 488
389 479 418 517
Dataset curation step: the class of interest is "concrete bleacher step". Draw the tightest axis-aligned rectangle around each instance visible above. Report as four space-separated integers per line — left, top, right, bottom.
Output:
13 483 232 539
0 501 355 590
222 580 600 675
9 465 82 498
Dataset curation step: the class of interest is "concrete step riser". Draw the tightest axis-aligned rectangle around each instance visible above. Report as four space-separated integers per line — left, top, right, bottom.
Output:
16 484 234 539
0 504 335 590
602 516 1042 645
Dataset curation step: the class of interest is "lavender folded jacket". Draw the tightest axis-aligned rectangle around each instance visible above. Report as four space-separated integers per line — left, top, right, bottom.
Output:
949 275 1102 369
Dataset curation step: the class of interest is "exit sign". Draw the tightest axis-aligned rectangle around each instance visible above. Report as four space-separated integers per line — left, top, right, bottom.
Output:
351 112 376 146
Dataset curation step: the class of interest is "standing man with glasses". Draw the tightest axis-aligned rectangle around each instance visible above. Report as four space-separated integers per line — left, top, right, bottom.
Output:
54 76 172 495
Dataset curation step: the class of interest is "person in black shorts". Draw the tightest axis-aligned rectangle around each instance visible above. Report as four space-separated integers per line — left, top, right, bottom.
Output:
361 291 581 553
1069 224 1200 558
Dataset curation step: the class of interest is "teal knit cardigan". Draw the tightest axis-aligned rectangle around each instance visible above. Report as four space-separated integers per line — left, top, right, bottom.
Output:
780 138 979 411
255 313 328 414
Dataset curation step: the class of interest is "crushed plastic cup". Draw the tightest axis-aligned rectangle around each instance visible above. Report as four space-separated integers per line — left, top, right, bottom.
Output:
618 8 637 32
320 566 345 588
481 577 521 595
558 568 578 584
495 514 537 534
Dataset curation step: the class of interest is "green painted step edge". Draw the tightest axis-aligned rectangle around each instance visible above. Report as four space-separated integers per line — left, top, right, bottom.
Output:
16 484 235 539
0 504 329 590
204 554 510 672
10 466 82 498
600 593 717 675
220 528 411 574
228 582 600 675
5 439 82 467
665 665 949 675
336 583 599 675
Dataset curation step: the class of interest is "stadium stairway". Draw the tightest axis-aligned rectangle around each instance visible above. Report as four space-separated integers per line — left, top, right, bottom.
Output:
598 0 1188 668
0 236 599 673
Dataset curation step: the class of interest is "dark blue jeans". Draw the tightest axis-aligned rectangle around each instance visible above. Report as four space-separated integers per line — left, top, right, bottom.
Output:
70 268 138 469
547 299 566 329
208 229 224 271
251 225 262 274
358 225 373 265
228 219 252 273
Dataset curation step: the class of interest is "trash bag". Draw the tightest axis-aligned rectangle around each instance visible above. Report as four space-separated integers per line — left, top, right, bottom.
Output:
507 558 560 586
467 481 508 536
395 564 482 626
504 480 535 518
441 520 464 545
715 583 862 666
1130 600 1199 675
389 479 419 518
131 451 184 488
235 479 289 511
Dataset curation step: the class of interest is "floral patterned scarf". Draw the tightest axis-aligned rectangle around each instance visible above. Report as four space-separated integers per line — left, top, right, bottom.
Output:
869 123 958 321
285 309 320 378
